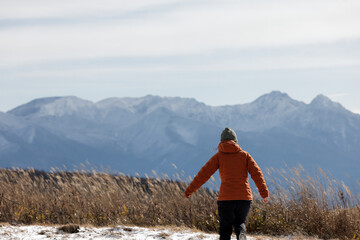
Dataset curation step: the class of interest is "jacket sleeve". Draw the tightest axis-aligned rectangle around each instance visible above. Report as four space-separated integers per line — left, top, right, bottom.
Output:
185 154 219 196
247 153 269 198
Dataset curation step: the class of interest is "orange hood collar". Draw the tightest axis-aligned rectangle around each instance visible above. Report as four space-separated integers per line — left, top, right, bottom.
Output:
218 140 241 153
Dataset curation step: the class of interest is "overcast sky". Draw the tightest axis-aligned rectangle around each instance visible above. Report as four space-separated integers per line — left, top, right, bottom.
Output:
1 0 360 113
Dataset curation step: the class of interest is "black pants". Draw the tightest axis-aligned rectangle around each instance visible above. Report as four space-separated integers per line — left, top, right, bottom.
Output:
217 200 252 240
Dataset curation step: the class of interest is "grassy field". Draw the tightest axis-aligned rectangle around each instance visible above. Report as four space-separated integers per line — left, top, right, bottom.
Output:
0 166 359 239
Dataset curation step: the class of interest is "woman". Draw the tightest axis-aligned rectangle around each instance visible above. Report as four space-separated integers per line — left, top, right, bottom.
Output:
184 127 269 240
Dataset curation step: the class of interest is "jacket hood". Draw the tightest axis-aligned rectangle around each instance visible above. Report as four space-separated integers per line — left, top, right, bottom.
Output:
218 140 241 153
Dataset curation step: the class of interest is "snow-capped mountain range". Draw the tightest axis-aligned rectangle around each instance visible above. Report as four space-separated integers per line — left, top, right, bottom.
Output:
1 91 359 181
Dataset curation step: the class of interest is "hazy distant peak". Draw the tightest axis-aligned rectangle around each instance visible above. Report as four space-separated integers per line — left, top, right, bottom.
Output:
252 91 303 109
8 97 61 117
48 96 94 106
97 95 161 111
269 90 289 97
311 94 330 102
96 97 123 107
254 91 291 101
138 95 201 105
8 96 94 118
97 95 204 114
21 97 63 107
310 94 343 109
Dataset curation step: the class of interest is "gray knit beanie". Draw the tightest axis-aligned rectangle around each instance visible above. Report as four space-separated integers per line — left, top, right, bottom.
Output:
221 127 238 143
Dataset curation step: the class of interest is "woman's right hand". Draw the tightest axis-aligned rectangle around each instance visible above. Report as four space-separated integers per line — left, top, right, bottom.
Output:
263 197 269 203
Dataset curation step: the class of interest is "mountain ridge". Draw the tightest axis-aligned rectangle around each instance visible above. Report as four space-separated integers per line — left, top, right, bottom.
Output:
1 91 359 182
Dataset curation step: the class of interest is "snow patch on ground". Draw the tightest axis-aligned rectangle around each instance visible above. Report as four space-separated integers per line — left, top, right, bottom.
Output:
0 224 258 240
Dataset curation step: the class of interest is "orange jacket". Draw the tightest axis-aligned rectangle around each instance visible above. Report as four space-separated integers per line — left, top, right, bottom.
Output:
185 140 269 201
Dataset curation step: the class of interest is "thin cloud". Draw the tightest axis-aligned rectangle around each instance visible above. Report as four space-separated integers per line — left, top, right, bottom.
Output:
1 0 360 67
0 0 185 20
2 39 359 75
328 93 349 99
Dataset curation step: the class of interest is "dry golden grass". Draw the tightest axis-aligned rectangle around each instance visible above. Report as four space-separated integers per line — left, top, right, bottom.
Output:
0 167 217 231
0 165 359 239
248 166 360 240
